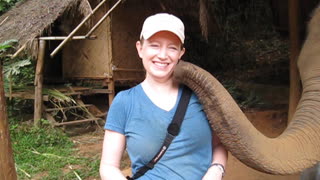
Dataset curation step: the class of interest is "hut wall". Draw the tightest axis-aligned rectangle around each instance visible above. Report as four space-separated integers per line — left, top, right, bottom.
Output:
61 0 213 83
62 3 112 79
110 0 163 83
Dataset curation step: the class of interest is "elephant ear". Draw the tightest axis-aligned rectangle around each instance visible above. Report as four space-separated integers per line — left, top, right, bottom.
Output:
174 54 320 175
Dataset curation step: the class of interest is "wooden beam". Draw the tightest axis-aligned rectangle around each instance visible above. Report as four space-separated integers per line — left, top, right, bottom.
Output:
34 40 46 126
89 89 112 94
113 67 145 72
4 93 49 101
114 78 144 81
66 76 109 79
45 104 93 112
54 118 101 126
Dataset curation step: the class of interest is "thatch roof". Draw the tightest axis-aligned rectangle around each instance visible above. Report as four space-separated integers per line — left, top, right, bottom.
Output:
0 0 216 57
0 0 91 56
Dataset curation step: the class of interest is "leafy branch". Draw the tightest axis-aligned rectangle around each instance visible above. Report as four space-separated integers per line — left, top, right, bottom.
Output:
1 40 33 99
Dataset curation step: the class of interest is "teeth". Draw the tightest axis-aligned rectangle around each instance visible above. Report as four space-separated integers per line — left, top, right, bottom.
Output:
154 62 168 67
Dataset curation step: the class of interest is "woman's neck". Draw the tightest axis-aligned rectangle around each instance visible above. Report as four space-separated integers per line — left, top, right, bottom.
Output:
141 78 179 111
142 77 179 94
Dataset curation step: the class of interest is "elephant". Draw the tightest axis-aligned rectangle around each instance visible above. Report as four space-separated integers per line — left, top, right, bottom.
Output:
173 4 320 175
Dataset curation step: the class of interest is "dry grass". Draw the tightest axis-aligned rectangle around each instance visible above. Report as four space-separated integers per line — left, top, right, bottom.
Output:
0 0 91 57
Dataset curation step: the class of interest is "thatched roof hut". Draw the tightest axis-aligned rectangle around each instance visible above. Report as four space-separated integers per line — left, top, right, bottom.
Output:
0 0 92 52
0 0 92 57
0 0 218 81
0 0 217 56
0 0 218 124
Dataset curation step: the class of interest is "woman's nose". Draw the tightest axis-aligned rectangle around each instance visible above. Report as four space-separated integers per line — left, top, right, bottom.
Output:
157 47 168 59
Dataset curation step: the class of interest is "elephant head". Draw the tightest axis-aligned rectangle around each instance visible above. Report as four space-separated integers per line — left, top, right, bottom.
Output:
173 5 320 175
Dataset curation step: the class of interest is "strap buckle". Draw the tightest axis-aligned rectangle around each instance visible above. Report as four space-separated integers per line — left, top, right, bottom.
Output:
167 123 180 136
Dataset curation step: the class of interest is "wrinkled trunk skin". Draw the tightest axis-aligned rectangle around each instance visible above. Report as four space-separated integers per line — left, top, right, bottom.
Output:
173 6 320 175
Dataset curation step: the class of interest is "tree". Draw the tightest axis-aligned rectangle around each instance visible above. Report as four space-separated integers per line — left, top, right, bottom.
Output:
0 40 18 180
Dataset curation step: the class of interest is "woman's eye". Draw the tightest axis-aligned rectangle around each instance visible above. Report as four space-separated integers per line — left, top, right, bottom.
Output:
169 46 178 50
150 44 159 48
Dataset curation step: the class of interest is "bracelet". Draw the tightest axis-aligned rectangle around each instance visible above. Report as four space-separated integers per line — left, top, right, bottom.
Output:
210 163 225 176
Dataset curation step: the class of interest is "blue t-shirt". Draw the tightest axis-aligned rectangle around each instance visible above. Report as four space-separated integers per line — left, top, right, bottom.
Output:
105 84 213 180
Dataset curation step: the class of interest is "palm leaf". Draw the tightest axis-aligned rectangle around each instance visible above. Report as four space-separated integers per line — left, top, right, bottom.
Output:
0 39 17 50
42 88 76 104
3 59 31 78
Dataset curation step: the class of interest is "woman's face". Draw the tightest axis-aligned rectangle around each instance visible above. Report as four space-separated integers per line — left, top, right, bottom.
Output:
136 31 185 82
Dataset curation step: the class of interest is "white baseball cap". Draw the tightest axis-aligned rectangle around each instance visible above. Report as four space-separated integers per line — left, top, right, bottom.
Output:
140 13 185 44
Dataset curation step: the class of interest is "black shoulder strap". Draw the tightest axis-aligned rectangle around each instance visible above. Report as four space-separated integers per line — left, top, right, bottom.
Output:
128 87 192 180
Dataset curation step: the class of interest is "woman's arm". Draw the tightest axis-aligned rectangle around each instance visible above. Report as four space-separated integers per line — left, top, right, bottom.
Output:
100 130 127 180
202 133 228 180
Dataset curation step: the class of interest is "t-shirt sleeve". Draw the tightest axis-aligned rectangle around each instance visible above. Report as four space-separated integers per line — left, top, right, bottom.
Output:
104 91 128 134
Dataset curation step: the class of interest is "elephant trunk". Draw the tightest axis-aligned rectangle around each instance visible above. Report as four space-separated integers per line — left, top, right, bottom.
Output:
173 4 320 175
173 60 320 174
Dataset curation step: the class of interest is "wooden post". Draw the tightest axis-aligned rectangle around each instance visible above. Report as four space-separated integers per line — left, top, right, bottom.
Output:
288 0 302 123
0 63 17 179
34 40 46 126
108 79 115 106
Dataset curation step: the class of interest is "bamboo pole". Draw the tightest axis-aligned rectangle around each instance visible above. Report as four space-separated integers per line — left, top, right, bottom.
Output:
11 35 96 58
34 40 46 127
0 61 17 180
85 0 122 37
288 0 302 123
11 43 26 59
50 0 108 57
54 118 101 126
39 35 97 40
0 16 8 26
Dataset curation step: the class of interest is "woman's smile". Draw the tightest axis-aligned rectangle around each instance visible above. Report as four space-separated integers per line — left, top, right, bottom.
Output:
153 61 170 68
136 31 185 81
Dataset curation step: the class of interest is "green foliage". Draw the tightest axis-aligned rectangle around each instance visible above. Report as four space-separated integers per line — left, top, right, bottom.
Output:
3 59 31 78
190 0 288 73
10 120 100 179
185 0 289 108
43 88 76 104
2 58 34 91
0 39 17 57
11 121 73 178
1 39 100 179
1 40 35 119
211 0 273 38
221 80 267 109
0 40 34 92
3 58 33 91
0 0 21 15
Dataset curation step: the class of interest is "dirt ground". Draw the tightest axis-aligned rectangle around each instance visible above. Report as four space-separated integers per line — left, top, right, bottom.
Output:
73 109 300 180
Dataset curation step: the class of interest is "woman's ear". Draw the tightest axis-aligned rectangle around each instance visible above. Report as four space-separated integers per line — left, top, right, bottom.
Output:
136 41 143 59
179 47 186 59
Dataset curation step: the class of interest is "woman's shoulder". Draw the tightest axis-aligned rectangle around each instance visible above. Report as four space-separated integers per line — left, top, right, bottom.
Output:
113 84 142 102
117 84 141 95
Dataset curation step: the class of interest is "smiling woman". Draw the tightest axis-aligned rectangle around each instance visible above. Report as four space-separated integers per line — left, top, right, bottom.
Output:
100 13 228 180
136 31 185 85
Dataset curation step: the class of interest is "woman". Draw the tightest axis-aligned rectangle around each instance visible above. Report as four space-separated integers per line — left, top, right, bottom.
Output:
100 13 228 180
